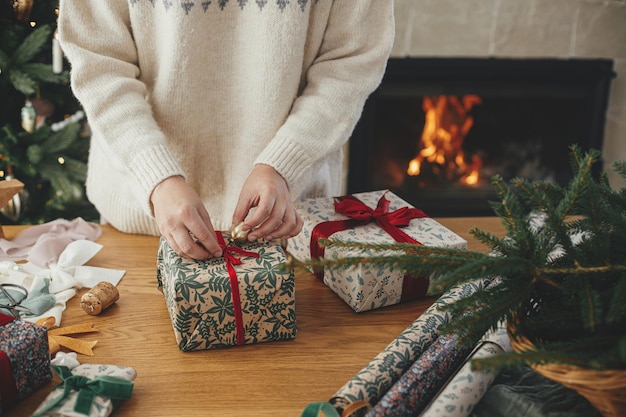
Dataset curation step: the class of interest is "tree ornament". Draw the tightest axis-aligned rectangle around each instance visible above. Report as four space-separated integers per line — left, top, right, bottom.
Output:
0 177 24 237
10 0 34 22
0 175 28 222
31 97 54 129
20 100 36 133
52 29 63 74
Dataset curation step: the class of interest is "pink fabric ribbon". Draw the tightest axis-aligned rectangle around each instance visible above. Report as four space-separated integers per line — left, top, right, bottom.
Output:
216 233 259 346
309 193 431 300
0 218 102 267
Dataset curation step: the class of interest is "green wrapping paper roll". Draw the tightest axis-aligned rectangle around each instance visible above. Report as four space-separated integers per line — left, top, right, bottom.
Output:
330 278 493 414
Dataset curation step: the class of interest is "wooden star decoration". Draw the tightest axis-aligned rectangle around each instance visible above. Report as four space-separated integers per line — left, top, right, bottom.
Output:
0 178 24 239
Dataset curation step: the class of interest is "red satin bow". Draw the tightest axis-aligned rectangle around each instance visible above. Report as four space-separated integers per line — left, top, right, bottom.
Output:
309 193 430 301
216 233 259 346
333 194 428 242
310 193 428 263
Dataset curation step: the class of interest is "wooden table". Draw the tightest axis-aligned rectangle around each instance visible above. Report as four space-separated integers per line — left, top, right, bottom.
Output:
3 218 505 417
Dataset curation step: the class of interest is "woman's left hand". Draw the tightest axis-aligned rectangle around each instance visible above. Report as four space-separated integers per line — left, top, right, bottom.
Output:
231 164 303 242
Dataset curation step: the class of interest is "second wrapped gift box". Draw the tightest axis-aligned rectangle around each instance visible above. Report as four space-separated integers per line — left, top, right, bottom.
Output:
157 233 297 351
288 190 467 312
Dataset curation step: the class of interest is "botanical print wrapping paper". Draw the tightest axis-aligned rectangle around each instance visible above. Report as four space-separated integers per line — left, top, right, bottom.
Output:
419 323 512 417
157 235 297 351
289 190 467 312
329 278 492 414
30 364 136 417
365 333 475 417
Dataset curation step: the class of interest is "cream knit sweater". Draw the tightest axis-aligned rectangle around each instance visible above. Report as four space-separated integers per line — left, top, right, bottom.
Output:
58 0 394 235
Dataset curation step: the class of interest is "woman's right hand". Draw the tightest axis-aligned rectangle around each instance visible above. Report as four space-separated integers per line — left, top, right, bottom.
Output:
150 176 222 260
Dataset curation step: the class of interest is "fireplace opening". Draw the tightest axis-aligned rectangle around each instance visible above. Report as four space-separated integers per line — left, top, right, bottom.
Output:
347 58 615 216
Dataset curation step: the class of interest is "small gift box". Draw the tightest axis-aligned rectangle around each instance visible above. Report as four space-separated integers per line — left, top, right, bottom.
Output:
30 364 136 417
288 190 467 312
156 232 297 351
0 313 51 415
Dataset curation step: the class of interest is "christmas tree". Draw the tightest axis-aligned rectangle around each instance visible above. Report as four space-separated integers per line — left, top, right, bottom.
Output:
0 0 98 224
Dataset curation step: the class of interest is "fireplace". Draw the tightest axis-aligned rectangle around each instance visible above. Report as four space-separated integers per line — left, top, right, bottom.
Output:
347 58 615 216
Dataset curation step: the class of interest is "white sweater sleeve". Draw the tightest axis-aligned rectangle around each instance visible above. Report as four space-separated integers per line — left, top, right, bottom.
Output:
58 0 184 216
254 0 395 198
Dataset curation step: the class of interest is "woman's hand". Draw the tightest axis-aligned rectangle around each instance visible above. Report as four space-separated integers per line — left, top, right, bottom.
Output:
232 164 303 242
150 176 223 260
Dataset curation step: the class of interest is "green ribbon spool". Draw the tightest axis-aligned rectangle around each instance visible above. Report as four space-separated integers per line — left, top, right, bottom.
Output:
32 366 134 416
300 402 341 417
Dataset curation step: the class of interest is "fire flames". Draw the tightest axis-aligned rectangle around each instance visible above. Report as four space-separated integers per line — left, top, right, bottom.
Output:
407 95 482 186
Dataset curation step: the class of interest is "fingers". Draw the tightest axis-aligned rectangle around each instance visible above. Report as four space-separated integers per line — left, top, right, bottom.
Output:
234 164 303 242
151 176 223 260
159 209 223 260
246 200 303 241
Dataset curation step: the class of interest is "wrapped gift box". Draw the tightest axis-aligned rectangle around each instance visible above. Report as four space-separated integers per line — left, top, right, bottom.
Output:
0 313 52 415
30 364 135 417
156 233 297 351
288 190 467 312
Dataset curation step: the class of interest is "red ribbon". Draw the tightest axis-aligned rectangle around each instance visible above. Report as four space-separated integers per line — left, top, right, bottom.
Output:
216 233 260 346
309 193 431 301
0 313 19 410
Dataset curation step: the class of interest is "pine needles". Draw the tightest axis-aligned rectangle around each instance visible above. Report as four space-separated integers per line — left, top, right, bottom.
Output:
289 145 626 371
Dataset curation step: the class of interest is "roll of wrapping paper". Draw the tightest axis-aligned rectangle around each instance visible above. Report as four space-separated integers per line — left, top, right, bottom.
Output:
330 278 493 415
418 323 512 417
366 332 475 417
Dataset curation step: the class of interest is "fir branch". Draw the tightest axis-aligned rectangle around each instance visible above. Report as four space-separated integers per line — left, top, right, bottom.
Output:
7 68 37 95
613 160 626 180
469 227 516 256
10 24 53 65
471 347 600 371
0 49 8 69
43 122 81 153
606 278 626 325
20 62 66 83
539 263 626 276
577 281 602 332
441 282 531 343
319 238 481 259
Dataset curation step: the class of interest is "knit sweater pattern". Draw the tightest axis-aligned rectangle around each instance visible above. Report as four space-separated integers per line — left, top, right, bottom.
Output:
58 0 394 235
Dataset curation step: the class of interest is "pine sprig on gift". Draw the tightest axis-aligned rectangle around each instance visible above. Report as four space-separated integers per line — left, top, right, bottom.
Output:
288 145 626 371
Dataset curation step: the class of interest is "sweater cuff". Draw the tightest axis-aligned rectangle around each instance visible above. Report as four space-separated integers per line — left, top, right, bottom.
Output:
254 137 311 198
128 143 186 215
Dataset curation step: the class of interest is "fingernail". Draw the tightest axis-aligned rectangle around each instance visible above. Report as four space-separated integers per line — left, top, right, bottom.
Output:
214 250 223 257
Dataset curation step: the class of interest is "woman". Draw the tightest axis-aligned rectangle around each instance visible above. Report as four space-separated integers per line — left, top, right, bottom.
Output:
58 0 394 259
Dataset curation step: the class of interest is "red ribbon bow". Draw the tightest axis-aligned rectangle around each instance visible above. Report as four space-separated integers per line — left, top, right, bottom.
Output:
216 233 259 346
309 192 430 301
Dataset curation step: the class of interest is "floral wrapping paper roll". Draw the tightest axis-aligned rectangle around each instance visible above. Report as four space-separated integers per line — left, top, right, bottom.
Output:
418 323 512 417
365 332 475 417
329 278 492 414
